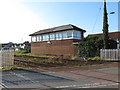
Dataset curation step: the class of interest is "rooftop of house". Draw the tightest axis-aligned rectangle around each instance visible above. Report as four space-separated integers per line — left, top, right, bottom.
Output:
88 31 120 36
88 31 120 40
29 24 86 36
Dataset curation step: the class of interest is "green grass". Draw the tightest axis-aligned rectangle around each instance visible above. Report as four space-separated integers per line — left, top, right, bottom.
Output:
1 65 32 71
15 51 58 59
15 56 64 64
88 56 101 60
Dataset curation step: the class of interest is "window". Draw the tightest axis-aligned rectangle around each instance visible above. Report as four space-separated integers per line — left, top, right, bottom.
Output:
36 35 40 42
39 35 42 41
32 36 37 42
67 31 73 38
56 32 62 40
37 36 39 42
63 32 67 39
42 34 49 41
50 33 55 40
73 31 81 39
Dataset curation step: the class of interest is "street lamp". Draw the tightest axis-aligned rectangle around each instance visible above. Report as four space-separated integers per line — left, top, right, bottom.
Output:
110 12 115 14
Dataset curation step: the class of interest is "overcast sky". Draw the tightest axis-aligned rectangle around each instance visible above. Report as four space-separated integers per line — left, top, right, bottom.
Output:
0 0 118 43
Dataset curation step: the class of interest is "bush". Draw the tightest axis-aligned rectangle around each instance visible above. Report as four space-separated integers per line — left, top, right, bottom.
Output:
78 36 117 58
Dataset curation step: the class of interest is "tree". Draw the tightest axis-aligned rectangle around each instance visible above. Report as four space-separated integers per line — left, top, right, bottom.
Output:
102 0 109 49
23 41 31 53
78 36 117 58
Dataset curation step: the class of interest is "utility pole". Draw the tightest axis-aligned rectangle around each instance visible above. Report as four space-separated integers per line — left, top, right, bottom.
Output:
102 0 109 49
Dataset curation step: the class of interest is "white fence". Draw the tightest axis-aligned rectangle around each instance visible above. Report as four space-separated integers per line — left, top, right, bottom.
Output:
0 48 14 67
100 49 120 61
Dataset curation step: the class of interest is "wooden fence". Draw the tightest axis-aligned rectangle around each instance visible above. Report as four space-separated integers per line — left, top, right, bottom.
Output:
100 49 120 61
0 48 14 67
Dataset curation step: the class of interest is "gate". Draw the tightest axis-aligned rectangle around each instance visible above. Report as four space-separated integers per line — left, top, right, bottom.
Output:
100 49 120 61
0 48 14 67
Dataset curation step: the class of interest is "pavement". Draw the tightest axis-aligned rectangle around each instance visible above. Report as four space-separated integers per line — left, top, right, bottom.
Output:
1 65 119 89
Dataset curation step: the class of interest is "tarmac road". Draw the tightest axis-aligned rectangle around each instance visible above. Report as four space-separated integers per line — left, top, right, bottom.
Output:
1 67 119 89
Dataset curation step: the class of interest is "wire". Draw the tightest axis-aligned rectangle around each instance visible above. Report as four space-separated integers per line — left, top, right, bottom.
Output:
92 3 102 33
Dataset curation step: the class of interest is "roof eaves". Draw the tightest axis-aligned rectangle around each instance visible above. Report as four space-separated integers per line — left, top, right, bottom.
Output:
29 24 86 36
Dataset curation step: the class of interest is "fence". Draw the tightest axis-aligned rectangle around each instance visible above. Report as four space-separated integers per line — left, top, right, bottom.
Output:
0 48 14 67
100 49 120 61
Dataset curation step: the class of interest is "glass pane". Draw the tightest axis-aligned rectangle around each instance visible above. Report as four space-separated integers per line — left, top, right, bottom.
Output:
67 31 72 38
63 32 67 39
50 33 55 40
77 31 81 38
59 33 62 39
42 35 45 41
73 31 81 39
42 34 49 41
32 36 36 42
56 32 63 40
73 31 77 38
39 35 41 41
37 36 39 41
46 35 49 41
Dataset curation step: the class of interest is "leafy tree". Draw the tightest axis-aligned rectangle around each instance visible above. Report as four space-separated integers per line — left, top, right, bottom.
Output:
23 41 31 53
78 36 117 58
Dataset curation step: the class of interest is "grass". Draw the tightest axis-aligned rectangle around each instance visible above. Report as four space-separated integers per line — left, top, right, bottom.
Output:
88 56 101 60
15 56 64 64
15 51 58 59
15 51 77 60
1 65 32 71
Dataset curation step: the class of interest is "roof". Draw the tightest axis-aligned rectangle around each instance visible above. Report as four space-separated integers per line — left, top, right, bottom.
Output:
89 31 120 35
88 31 120 40
29 24 86 36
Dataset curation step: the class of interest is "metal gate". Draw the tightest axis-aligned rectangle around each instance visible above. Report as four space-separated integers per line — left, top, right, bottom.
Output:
0 48 14 67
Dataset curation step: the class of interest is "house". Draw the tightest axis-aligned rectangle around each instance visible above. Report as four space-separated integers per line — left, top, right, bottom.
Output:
88 31 120 49
0 42 27 51
0 42 15 49
29 24 86 56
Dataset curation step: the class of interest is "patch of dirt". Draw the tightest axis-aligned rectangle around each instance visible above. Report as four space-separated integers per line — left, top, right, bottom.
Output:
33 62 119 72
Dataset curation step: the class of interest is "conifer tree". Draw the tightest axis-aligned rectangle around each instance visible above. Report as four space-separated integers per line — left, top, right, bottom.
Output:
102 0 109 49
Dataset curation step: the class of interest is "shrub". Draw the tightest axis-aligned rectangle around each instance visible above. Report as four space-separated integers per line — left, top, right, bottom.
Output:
78 36 117 58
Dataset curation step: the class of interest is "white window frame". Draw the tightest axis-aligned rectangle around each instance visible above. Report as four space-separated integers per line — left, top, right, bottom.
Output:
55 32 63 40
31 36 37 42
50 33 55 40
67 30 73 39
42 34 49 41
73 30 81 39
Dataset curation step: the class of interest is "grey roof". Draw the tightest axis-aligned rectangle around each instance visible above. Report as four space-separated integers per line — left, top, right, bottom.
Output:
29 24 86 36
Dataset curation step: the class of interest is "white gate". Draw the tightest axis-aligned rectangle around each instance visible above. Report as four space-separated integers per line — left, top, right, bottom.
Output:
100 49 120 61
0 48 14 67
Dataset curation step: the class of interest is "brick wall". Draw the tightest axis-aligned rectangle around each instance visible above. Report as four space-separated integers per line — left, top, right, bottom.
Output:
31 39 80 56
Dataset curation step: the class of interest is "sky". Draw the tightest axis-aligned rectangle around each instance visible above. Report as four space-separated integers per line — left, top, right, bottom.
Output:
0 0 118 43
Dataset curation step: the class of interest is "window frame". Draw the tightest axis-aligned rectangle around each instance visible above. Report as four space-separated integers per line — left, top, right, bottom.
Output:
50 33 55 40
31 36 37 42
55 32 63 40
42 34 49 41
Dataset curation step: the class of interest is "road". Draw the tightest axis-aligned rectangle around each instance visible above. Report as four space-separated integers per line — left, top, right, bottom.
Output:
1 65 119 89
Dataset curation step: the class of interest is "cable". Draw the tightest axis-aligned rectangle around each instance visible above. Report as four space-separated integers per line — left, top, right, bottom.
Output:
92 3 103 33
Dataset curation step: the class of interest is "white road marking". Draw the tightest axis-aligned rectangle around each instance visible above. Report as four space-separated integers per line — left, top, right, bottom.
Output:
13 73 38 83
56 82 119 88
0 82 8 89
